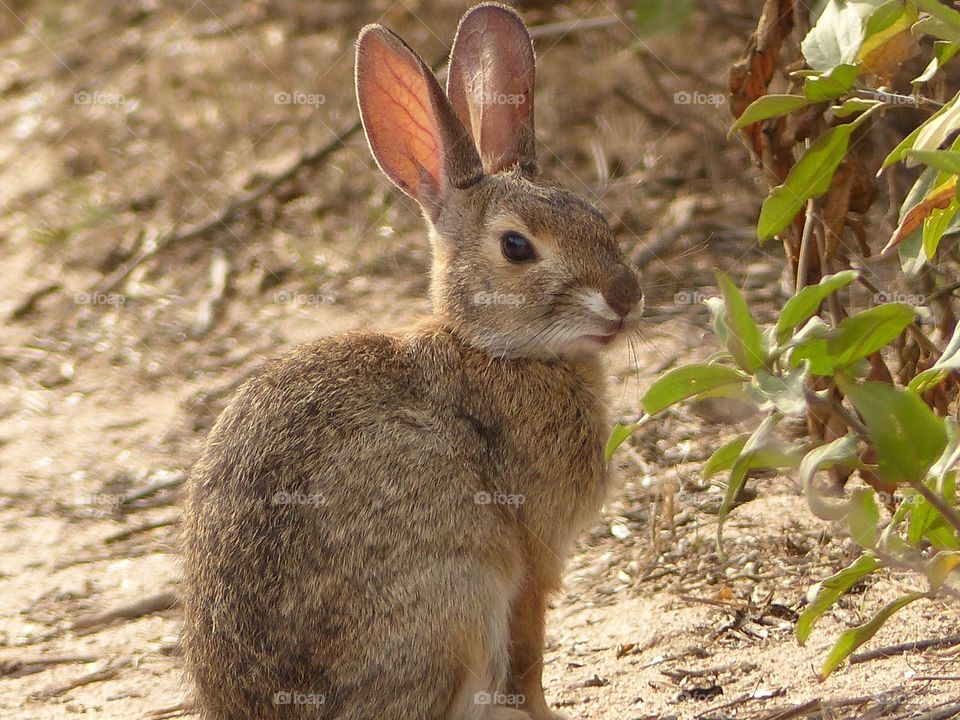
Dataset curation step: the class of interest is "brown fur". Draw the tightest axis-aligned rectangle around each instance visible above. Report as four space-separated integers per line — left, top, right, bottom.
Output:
181 4 643 719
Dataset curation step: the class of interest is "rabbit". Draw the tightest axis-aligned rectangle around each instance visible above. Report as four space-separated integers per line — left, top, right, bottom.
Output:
180 3 643 719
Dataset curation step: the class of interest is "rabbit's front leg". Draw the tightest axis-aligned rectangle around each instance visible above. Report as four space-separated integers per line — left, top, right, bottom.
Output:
506 575 570 720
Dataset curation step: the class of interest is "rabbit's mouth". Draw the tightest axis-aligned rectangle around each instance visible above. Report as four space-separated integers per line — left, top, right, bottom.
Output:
578 317 633 349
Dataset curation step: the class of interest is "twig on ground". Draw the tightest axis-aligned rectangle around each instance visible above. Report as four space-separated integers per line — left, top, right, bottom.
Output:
121 471 186 509
0 654 97 678
32 657 134 700
144 702 194 720
661 660 757 680
92 121 363 296
759 693 901 720
850 634 960 664
72 591 179 634
104 516 180 544
895 702 960 720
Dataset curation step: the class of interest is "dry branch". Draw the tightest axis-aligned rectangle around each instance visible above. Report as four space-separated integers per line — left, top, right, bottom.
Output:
71 591 179 633
850 634 960 664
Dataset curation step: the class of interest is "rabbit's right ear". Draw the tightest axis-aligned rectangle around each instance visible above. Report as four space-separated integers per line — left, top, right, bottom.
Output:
356 25 483 220
447 3 536 175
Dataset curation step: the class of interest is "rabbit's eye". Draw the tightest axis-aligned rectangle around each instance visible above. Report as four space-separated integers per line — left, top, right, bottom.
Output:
500 231 536 263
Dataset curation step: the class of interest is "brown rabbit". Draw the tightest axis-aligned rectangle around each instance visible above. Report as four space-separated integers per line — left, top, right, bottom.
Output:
181 3 643 719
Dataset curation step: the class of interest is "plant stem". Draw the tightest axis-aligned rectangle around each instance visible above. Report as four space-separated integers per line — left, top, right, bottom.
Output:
851 88 943 111
796 196 818 292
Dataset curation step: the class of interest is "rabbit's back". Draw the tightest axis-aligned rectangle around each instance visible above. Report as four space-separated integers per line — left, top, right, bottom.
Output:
181 324 610 719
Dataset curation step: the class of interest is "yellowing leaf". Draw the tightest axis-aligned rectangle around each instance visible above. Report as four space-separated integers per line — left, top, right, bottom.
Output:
884 175 958 253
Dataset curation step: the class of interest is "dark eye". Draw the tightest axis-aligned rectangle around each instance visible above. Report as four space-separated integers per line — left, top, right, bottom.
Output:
500 231 536 263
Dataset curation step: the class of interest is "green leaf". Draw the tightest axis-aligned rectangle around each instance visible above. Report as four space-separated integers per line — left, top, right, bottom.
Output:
729 94 812 136
776 270 858 343
927 550 960 589
914 15 960 43
790 303 916 375
915 0 960 36
910 91 960 161
641 364 747 416
837 377 948 484
633 0 695 39
911 323 960 391
907 149 960 175
896 168 960 274
914 40 960 85
796 553 881 644
910 367 950 393
926 319 960 368
804 64 860 102
931 419 960 482
758 124 855 241
830 304 916 368
881 93 959 169
820 592 926 678
716 416 803 546
832 97 882 117
864 0 908 37
802 0 866 71
800 434 863 521
848 487 880 547
605 422 638 462
859 0 919 64
907 483 960 550
752 368 808 416
704 435 749 479
923 196 960 258
714 272 766 372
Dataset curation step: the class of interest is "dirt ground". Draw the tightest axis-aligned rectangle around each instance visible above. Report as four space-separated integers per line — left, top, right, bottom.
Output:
1 1 958 719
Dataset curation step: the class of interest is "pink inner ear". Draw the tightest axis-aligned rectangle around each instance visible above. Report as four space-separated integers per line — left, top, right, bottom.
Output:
357 31 443 200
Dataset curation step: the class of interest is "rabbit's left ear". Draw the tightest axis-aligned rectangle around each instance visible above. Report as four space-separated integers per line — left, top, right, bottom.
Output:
356 24 483 220
447 3 536 175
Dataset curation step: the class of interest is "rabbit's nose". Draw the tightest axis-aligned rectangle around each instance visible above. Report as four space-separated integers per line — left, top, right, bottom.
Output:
603 267 642 318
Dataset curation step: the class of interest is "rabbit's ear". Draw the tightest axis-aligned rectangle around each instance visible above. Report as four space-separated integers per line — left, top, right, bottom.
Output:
356 25 483 220
447 3 536 175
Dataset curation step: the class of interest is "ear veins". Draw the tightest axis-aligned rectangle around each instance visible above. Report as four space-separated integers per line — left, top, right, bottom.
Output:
374 44 441 192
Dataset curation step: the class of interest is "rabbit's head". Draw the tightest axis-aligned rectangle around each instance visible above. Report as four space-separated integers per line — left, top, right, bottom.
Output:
356 2 643 361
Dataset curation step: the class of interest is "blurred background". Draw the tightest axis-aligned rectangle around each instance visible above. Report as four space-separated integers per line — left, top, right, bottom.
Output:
4 2 956 719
